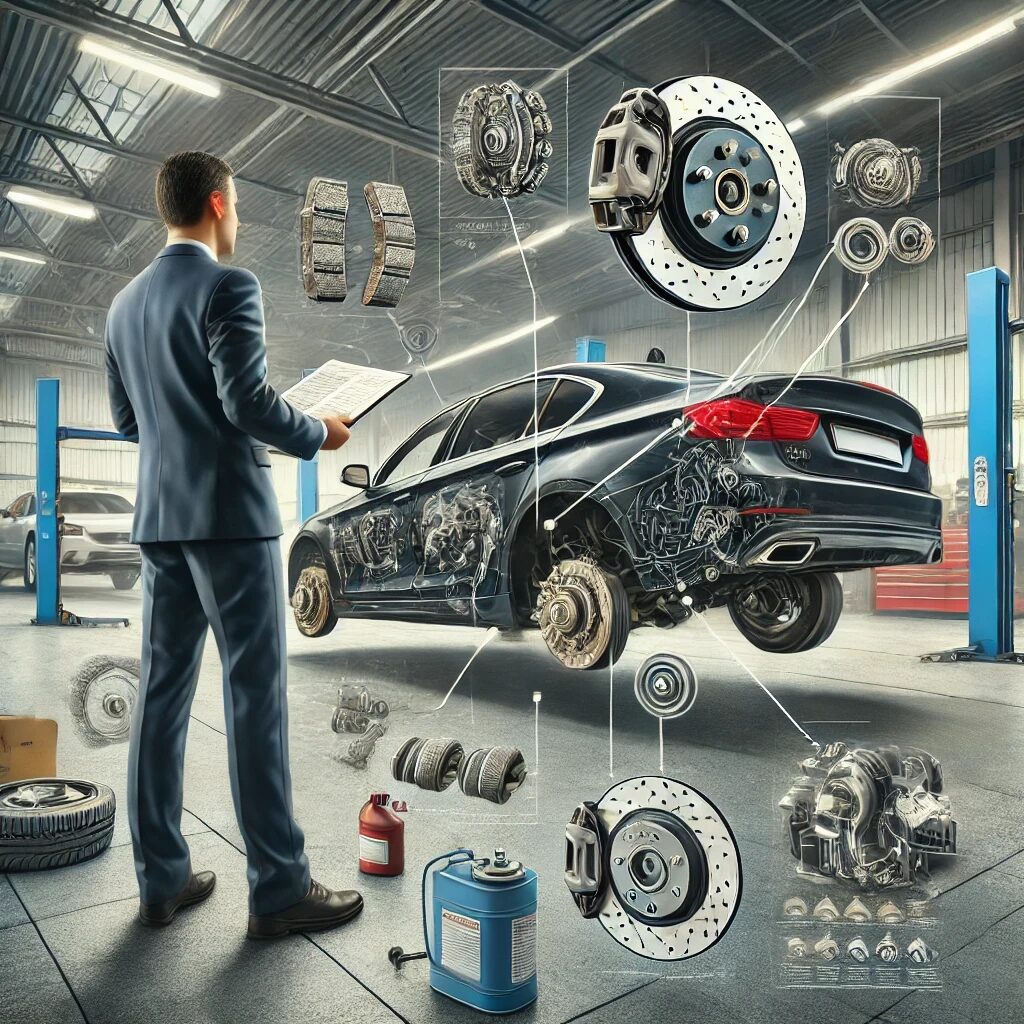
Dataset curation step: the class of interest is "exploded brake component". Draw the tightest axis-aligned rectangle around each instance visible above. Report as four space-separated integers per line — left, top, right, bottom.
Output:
362 182 415 307
563 776 741 961
300 177 348 301
602 75 804 312
590 88 673 233
390 736 464 792
783 896 808 917
452 81 552 199
834 217 889 274
813 896 840 921
633 653 698 719
536 557 629 670
889 216 935 265
847 936 870 962
331 685 390 734
337 722 388 770
779 741 957 888
398 318 438 357
67 655 139 746
458 746 528 804
907 936 939 963
844 896 872 922
814 936 840 961
787 937 807 958
291 566 336 637
832 138 922 209
876 932 900 962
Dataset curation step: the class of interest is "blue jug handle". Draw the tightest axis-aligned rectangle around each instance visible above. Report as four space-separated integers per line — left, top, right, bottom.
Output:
421 848 475 968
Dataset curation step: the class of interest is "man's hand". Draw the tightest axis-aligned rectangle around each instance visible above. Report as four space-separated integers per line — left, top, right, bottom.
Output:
320 414 353 450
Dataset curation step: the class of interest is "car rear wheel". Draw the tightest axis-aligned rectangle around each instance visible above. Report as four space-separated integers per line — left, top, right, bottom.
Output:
110 571 140 590
23 535 36 592
728 572 842 654
537 557 631 670
292 565 338 637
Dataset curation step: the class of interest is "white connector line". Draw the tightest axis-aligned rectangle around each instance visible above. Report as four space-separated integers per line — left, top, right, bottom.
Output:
608 660 615 778
414 626 500 714
693 610 819 748
658 717 665 775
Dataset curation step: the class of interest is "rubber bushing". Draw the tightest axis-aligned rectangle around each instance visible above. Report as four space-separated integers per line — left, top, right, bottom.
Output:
390 737 425 785
458 747 528 804
412 738 464 792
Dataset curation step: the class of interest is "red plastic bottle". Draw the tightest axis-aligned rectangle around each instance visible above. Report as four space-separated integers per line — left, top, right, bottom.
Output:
358 793 405 876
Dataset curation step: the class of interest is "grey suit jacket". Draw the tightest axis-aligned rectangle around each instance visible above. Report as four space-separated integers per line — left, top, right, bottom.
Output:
104 243 323 543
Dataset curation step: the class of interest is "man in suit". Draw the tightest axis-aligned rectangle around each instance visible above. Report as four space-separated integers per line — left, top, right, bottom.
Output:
105 150 362 939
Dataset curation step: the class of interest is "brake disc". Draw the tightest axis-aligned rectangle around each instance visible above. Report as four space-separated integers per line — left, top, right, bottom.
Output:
834 216 889 274
452 81 552 199
564 776 742 961
537 557 613 669
292 566 334 637
597 75 805 312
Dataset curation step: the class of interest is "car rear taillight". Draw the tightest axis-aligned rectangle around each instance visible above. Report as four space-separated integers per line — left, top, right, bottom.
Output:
685 398 820 442
912 433 929 463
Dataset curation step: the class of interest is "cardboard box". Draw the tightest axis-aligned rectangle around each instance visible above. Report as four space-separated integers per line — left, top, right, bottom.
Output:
0 716 58 783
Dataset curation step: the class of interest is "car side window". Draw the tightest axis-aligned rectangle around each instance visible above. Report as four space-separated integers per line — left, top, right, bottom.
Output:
537 379 595 431
376 409 458 486
25 495 36 515
448 380 555 461
8 494 29 517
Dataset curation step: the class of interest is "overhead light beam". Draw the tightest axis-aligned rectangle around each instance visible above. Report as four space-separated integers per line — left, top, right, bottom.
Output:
80 36 221 97
427 315 560 371
6 186 96 219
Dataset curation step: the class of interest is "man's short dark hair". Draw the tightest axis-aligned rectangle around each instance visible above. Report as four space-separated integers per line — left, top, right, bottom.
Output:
155 151 234 227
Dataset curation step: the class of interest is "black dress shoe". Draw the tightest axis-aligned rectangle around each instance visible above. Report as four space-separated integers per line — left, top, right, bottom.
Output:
139 871 216 927
247 879 363 939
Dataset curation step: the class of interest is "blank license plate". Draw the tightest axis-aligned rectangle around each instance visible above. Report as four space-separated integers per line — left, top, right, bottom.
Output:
831 424 903 464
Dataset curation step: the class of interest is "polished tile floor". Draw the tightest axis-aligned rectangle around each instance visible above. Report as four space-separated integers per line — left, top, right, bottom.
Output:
1 569 1022 1023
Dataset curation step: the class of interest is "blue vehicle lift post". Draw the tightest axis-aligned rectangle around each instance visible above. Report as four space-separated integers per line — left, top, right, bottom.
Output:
297 369 319 523
928 268 1024 663
33 377 132 628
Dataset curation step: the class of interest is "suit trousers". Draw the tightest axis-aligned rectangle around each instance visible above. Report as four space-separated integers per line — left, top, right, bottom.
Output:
128 537 310 915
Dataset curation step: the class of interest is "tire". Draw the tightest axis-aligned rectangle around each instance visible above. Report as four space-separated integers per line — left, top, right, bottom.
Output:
23 535 36 592
67 655 140 747
728 572 843 654
0 778 115 872
291 566 337 638
110 571 140 590
588 571 631 671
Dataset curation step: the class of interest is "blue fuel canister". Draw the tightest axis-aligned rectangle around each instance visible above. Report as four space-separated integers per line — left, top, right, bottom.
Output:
425 848 538 1014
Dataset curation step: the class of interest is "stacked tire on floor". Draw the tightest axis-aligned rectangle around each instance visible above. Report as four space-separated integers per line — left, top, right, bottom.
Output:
0 779 115 871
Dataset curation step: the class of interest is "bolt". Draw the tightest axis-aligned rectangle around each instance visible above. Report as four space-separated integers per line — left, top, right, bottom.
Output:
752 202 774 218
715 138 738 159
690 164 713 182
739 147 761 165
696 208 719 227
728 225 749 245
753 178 778 196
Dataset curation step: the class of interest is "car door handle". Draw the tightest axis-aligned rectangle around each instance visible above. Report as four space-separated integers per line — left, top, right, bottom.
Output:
494 460 529 477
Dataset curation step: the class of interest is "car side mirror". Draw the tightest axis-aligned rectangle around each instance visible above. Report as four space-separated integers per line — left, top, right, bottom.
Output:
0 509 9 518
341 464 371 489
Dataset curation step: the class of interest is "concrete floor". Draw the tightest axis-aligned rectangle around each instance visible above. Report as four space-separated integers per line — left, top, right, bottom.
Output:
1 567 1023 1024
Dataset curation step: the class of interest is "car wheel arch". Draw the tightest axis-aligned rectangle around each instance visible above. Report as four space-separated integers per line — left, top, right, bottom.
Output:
287 530 341 597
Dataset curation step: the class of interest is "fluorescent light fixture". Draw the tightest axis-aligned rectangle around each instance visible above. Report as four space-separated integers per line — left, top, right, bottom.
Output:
6 187 96 220
785 118 806 134
788 9 1022 131
0 248 46 265
79 37 221 98
427 315 560 371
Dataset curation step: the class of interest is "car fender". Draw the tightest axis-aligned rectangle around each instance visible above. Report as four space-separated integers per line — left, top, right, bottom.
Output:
287 527 344 598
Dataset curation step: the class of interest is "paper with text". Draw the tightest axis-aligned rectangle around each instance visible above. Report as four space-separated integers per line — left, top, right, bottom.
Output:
283 360 410 422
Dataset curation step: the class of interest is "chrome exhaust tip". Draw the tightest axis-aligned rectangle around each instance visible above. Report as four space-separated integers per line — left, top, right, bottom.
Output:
749 539 817 567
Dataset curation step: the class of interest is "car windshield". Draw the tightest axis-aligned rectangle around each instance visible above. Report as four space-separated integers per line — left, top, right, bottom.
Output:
60 493 134 515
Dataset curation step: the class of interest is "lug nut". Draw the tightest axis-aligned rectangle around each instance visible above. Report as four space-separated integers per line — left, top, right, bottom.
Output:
690 164 713 182
752 202 774 218
715 138 738 159
696 208 719 227
728 225 750 245
739 147 761 166
754 178 778 197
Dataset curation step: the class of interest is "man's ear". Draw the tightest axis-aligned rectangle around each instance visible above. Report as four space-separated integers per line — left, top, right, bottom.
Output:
210 190 225 220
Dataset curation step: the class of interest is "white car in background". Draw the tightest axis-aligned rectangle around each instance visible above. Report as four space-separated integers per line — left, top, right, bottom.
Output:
0 490 140 591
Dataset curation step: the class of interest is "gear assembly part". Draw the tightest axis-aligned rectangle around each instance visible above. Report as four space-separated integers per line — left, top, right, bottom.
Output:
876 899 905 924
847 936 870 962
292 566 336 637
787 936 807 958
300 176 349 301
598 75 805 312
452 80 552 199
362 181 415 307
875 931 900 963
390 737 464 792
889 216 935 265
67 655 139 747
834 217 889 275
814 936 840 961
589 88 673 233
832 138 922 209
812 896 840 921
633 653 698 719
843 897 872 922
331 684 390 735
563 775 741 961
458 746 528 805
907 937 939 964
783 896 808 917
779 741 957 888
537 557 630 671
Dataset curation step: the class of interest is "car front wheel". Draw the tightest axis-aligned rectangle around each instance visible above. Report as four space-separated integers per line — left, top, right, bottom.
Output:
727 572 842 654
23 536 36 592
292 566 338 637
